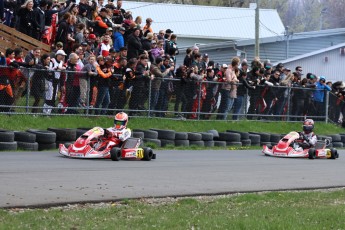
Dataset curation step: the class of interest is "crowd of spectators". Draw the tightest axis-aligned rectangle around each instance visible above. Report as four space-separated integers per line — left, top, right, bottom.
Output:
0 0 344 123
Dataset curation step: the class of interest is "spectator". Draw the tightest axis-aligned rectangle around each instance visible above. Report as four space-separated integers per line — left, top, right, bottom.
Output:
127 27 143 60
134 15 142 26
31 54 51 113
200 68 218 119
141 32 153 52
78 0 96 20
55 12 71 47
74 23 86 44
156 57 174 117
114 27 125 52
151 40 164 60
64 52 81 114
80 55 97 108
183 48 193 67
108 57 127 113
94 55 113 115
34 0 48 40
312 76 331 120
17 0 39 39
128 54 149 115
217 57 239 120
99 34 111 57
143 18 153 36
44 49 66 113
174 65 188 118
233 62 255 120
14 48 24 63
200 53 209 71
93 7 111 36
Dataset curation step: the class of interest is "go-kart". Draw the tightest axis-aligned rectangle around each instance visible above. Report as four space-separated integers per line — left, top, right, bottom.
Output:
262 131 339 159
59 127 156 161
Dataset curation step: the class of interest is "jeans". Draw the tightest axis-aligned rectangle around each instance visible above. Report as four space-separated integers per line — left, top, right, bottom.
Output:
232 95 244 120
217 89 234 120
149 89 160 116
95 86 110 115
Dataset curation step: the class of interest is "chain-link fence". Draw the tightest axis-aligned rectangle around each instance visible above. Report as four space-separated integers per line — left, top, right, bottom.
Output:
0 65 339 122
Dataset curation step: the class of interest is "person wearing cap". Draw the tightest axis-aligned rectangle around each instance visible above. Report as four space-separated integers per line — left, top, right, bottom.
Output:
143 18 153 36
200 53 209 71
93 7 112 36
312 76 331 120
114 27 125 52
127 27 143 60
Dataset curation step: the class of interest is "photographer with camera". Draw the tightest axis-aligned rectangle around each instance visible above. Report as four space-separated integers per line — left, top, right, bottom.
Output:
312 76 331 121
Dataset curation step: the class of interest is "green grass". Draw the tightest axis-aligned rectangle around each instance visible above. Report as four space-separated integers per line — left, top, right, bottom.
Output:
1 189 345 229
0 114 343 135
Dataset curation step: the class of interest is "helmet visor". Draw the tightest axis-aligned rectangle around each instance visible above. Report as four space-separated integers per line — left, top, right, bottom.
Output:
303 125 313 132
114 120 126 127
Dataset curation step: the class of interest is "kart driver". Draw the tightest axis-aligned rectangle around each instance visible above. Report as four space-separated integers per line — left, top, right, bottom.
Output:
104 112 132 145
298 119 317 149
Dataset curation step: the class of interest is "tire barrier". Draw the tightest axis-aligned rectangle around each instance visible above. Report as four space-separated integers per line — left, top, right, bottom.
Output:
2 127 345 151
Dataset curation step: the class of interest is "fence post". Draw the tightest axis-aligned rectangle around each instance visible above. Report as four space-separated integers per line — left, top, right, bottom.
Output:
148 78 152 118
26 68 31 113
86 75 90 115
286 86 291 121
197 80 202 120
325 90 329 123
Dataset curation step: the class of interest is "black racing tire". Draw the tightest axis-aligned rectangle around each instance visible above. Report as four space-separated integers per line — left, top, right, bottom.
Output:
14 131 36 143
250 132 270 142
330 148 338 159
199 132 214 141
340 134 345 144
249 134 261 144
17 141 39 151
160 139 175 147
219 132 241 142
0 130 15 142
110 147 121 161
132 131 144 139
151 129 175 140
174 139 189 147
226 141 242 147
207 129 219 140
38 142 56 151
318 135 332 143
143 147 153 161
0 141 17 151
142 130 158 139
270 134 281 143
329 134 341 142
204 140 214 147
188 132 202 141
241 139 251 147
261 142 271 147
175 132 188 140
143 138 161 147
226 130 249 140
76 128 89 138
47 128 77 141
214 141 226 147
332 142 343 148
27 129 56 144
189 140 204 147
308 148 316 159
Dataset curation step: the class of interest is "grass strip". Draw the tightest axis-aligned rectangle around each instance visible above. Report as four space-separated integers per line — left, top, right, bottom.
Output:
1 188 344 229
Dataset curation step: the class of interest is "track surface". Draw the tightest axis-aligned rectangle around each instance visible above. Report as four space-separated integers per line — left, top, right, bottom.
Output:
0 150 344 208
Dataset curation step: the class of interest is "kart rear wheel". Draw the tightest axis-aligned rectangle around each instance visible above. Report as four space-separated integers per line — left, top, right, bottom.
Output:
110 147 121 161
330 148 338 159
143 147 153 161
308 148 316 159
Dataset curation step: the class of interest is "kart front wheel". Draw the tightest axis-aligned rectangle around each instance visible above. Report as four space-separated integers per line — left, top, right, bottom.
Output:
330 148 338 159
110 147 121 161
308 148 316 159
143 147 153 161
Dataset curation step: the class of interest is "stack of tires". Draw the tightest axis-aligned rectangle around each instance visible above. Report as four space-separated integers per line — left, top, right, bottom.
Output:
270 134 281 146
327 134 343 148
249 132 270 146
151 129 175 147
14 131 38 151
47 128 77 148
218 132 242 147
0 130 17 151
207 130 226 147
132 129 161 147
174 132 189 147
27 129 56 151
227 130 251 147
340 134 345 147
200 132 214 147
188 132 204 147
248 133 261 146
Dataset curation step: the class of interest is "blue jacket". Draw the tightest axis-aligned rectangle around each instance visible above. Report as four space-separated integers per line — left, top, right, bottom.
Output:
113 32 124 52
0 56 5 66
313 81 331 102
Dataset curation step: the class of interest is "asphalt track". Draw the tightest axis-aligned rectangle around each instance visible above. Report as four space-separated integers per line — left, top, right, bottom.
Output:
0 150 344 208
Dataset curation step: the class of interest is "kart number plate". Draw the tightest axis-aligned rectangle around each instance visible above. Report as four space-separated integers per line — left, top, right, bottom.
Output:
137 149 144 158
326 150 331 158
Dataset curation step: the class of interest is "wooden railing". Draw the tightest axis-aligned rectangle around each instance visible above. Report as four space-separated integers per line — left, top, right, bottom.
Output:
0 24 51 55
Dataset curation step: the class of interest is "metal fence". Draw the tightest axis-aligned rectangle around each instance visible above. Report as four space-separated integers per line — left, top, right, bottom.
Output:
0 65 341 123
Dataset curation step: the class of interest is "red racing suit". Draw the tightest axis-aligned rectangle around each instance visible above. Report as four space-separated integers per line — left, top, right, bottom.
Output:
105 127 132 146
